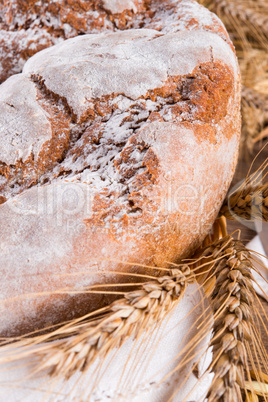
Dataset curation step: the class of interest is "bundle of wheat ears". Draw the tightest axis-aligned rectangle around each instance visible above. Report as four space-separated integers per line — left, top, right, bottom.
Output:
1 1 268 401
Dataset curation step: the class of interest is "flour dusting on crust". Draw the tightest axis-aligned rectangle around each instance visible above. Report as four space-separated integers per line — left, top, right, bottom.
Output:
102 0 138 14
0 74 52 165
23 29 237 122
0 0 241 336
0 0 232 83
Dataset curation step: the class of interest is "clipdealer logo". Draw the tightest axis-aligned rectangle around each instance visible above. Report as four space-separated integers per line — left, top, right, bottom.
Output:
7 182 94 227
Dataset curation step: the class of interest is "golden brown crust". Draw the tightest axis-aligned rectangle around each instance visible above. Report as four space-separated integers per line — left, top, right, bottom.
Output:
0 62 234 202
0 1 241 336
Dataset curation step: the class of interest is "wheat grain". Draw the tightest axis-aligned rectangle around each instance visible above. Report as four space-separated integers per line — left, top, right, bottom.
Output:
242 88 268 152
220 181 268 222
241 87 268 154
242 87 268 114
241 89 268 155
245 380 268 396
24 265 192 380
239 50 268 95
202 236 255 401
241 83 268 155
205 0 268 46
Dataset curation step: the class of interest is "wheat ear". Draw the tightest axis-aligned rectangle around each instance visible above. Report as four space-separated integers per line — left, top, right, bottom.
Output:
202 236 255 401
241 87 268 153
205 0 268 43
220 182 268 222
242 87 268 115
18 265 192 380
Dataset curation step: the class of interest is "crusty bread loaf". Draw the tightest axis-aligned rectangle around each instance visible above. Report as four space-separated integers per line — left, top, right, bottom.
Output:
0 0 241 336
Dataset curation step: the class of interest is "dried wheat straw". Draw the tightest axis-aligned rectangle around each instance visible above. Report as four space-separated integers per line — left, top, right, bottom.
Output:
202 236 255 401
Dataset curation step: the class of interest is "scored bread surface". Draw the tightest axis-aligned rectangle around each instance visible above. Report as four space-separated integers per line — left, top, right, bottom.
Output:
0 0 241 336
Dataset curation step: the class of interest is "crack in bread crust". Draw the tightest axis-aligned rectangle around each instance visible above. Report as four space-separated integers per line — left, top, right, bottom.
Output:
0 62 234 207
0 0 241 338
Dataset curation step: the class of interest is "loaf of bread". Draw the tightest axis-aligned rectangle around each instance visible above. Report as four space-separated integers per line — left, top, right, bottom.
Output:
0 0 241 336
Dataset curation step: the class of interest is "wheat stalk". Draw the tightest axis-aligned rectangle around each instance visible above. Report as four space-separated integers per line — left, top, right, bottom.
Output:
0 231 267 401
9 265 192 380
220 181 268 222
201 236 255 401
